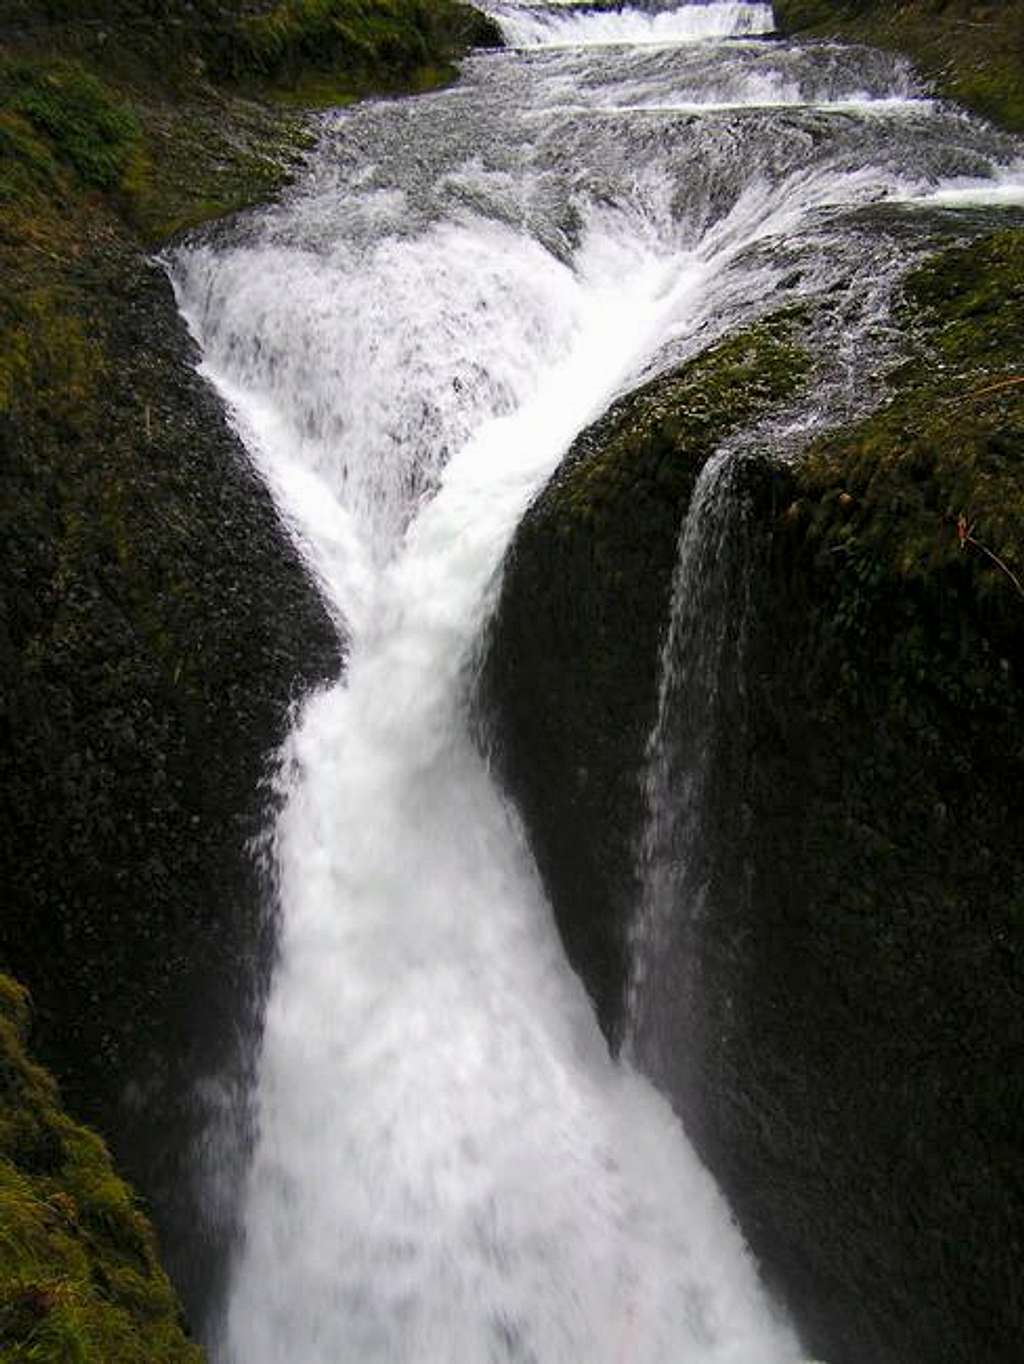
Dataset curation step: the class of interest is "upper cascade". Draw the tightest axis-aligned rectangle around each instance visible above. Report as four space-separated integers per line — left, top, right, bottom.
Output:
488 0 776 48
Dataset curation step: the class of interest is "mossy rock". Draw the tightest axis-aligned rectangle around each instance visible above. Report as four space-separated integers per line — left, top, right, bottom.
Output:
0 974 203 1362
216 0 502 90
481 315 810 1041
0 2 501 244
484 227 1024 1363
793 229 1024 615
0 57 141 190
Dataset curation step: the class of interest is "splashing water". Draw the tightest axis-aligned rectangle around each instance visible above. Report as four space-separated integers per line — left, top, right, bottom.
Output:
492 0 775 49
170 1 1023 1358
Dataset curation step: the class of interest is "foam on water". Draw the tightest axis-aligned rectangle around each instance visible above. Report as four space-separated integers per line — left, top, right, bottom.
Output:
895 160 1024 206
493 0 774 49
178 197 803 1363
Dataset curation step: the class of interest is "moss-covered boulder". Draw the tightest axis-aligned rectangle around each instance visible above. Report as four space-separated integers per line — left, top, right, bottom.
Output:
720 229 1024 1362
0 974 202 1361
483 229 1024 1363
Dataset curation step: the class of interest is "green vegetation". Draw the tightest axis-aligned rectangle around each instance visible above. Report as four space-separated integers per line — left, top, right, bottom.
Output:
771 230 1024 946
793 229 1024 643
546 311 810 533
0 0 499 245
773 0 1024 130
0 975 201 1362
217 0 501 97
0 58 140 191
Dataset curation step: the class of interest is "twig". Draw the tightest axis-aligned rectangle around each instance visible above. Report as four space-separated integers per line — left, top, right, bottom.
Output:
957 376 1024 403
957 512 1024 601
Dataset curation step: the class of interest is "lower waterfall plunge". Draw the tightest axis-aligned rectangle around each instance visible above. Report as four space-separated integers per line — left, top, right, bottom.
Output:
169 1 1023 1358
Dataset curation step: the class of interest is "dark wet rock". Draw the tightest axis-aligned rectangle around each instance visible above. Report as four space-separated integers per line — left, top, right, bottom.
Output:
482 232 1024 1364
0 217 342 1322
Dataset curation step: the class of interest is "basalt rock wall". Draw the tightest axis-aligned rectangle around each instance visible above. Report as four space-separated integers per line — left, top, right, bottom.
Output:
481 232 1024 1363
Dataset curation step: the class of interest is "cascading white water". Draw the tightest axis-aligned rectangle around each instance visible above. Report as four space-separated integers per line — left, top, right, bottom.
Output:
625 451 757 1056
170 1 1024 1359
492 0 774 48
179 203 803 1364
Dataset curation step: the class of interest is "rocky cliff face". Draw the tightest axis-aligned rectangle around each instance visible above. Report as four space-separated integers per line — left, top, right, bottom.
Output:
0 29 338 1330
0 203 343 1318
482 229 1024 1364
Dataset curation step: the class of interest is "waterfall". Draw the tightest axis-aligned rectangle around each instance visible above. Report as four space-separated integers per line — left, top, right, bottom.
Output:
625 452 763 1081
490 1 775 49
169 0 1023 1358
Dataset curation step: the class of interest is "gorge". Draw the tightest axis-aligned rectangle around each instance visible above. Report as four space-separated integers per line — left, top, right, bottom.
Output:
2 1 1023 1361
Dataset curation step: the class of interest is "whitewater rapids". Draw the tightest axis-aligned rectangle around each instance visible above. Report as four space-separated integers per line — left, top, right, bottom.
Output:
170 1 1023 1358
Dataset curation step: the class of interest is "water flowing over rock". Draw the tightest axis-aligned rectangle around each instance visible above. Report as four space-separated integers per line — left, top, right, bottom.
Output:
166 2 1023 1361
481 11 1024 1362
7 0 1020 1358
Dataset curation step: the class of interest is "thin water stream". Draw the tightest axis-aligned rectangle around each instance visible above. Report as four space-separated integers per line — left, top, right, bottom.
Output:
170 2 1023 1358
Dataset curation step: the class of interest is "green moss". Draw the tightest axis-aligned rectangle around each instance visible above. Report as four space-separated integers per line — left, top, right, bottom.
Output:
0 109 61 202
123 94 316 242
548 311 810 530
0 976 202 1362
0 59 141 191
0 288 104 420
218 0 493 91
795 231 1024 610
771 0 836 29
0 1 498 246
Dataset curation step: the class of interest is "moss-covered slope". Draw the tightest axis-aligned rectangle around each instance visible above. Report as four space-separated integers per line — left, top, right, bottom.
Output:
0 975 201 1361
0 63 340 1324
773 1 1024 131
483 229 1024 1363
1 0 500 242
